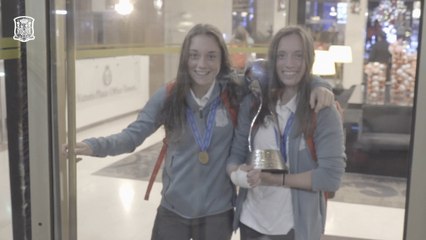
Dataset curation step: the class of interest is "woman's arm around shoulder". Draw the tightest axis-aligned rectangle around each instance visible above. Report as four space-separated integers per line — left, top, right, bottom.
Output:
310 75 335 112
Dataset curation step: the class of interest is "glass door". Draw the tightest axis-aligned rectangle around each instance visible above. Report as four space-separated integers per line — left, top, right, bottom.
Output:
1 0 72 239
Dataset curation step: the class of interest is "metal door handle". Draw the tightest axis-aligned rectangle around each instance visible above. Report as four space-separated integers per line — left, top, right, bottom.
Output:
65 0 78 239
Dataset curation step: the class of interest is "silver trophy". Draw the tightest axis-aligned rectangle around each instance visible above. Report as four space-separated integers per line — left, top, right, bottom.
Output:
246 59 288 173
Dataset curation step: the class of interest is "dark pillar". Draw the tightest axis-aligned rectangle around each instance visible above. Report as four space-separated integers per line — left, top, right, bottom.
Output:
1 0 32 239
287 0 306 25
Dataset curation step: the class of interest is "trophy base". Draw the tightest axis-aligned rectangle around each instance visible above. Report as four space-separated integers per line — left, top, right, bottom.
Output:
261 169 288 174
250 149 288 173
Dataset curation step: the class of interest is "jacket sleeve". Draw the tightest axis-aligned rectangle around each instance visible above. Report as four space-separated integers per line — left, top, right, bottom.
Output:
311 104 347 192
83 86 167 157
226 94 254 167
311 75 332 90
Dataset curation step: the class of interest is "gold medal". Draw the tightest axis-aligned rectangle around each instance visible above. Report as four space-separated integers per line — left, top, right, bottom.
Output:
198 151 209 164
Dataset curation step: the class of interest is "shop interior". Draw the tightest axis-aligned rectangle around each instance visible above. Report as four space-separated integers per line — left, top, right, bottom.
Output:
296 0 419 177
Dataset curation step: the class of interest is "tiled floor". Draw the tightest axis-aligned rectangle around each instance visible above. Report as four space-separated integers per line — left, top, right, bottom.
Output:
95 142 407 208
0 113 407 240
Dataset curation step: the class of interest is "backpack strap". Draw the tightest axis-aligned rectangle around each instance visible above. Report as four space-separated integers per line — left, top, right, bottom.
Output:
220 89 238 127
306 101 343 161
144 83 238 200
144 138 168 200
165 80 177 93
305 101 343 200
144 81 175 200
305 112 334 200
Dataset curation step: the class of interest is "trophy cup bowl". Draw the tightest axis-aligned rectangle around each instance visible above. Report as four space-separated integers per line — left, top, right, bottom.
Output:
249 149 288 173
244 59 268 95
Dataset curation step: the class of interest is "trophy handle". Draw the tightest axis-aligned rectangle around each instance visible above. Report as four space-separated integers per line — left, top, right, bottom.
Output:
248 79 263 152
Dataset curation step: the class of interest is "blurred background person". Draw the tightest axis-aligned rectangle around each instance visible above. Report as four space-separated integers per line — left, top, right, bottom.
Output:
229 26 254 73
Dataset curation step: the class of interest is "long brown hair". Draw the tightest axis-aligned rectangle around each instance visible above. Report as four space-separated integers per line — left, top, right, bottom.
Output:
159 23 241 134
260 25 316 136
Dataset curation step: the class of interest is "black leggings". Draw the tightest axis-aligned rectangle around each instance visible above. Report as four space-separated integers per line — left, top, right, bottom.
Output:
239 222 295 240
151 206 233 240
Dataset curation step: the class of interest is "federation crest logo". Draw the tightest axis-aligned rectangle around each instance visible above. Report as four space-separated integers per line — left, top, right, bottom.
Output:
13 16 35 42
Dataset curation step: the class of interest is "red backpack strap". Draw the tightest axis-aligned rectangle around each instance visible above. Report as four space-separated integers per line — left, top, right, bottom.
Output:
305 112 334 200
306 103 343 200
166 80 177 93
144 138 168 200
306 100 342 161
220 90 238 127
145 81 175 200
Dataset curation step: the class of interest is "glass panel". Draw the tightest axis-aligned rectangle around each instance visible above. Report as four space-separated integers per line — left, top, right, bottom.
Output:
304 1 419 240
0 2 13 238
0 60 7 145
73 1 172 239
364 0 418 106
0 61 12 240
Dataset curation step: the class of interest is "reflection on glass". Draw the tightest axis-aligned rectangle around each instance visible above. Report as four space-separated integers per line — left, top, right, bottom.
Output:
119 182 135 213
114 0 134 15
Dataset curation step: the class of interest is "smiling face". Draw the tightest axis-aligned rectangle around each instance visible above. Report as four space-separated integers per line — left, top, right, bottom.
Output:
187 34 221 91
275 33 306 92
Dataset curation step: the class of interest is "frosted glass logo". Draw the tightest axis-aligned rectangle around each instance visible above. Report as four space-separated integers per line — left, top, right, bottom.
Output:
13 16 35 42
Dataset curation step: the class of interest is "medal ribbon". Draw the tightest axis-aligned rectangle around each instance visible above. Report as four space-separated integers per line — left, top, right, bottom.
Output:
186 96 220 152
274 112 295 163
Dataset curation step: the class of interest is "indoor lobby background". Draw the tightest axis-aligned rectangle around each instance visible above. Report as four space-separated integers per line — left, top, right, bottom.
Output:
1 0 426 239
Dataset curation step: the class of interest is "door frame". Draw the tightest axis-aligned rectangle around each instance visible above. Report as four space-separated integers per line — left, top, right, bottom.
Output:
25 0 74 239
404 1 426 238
